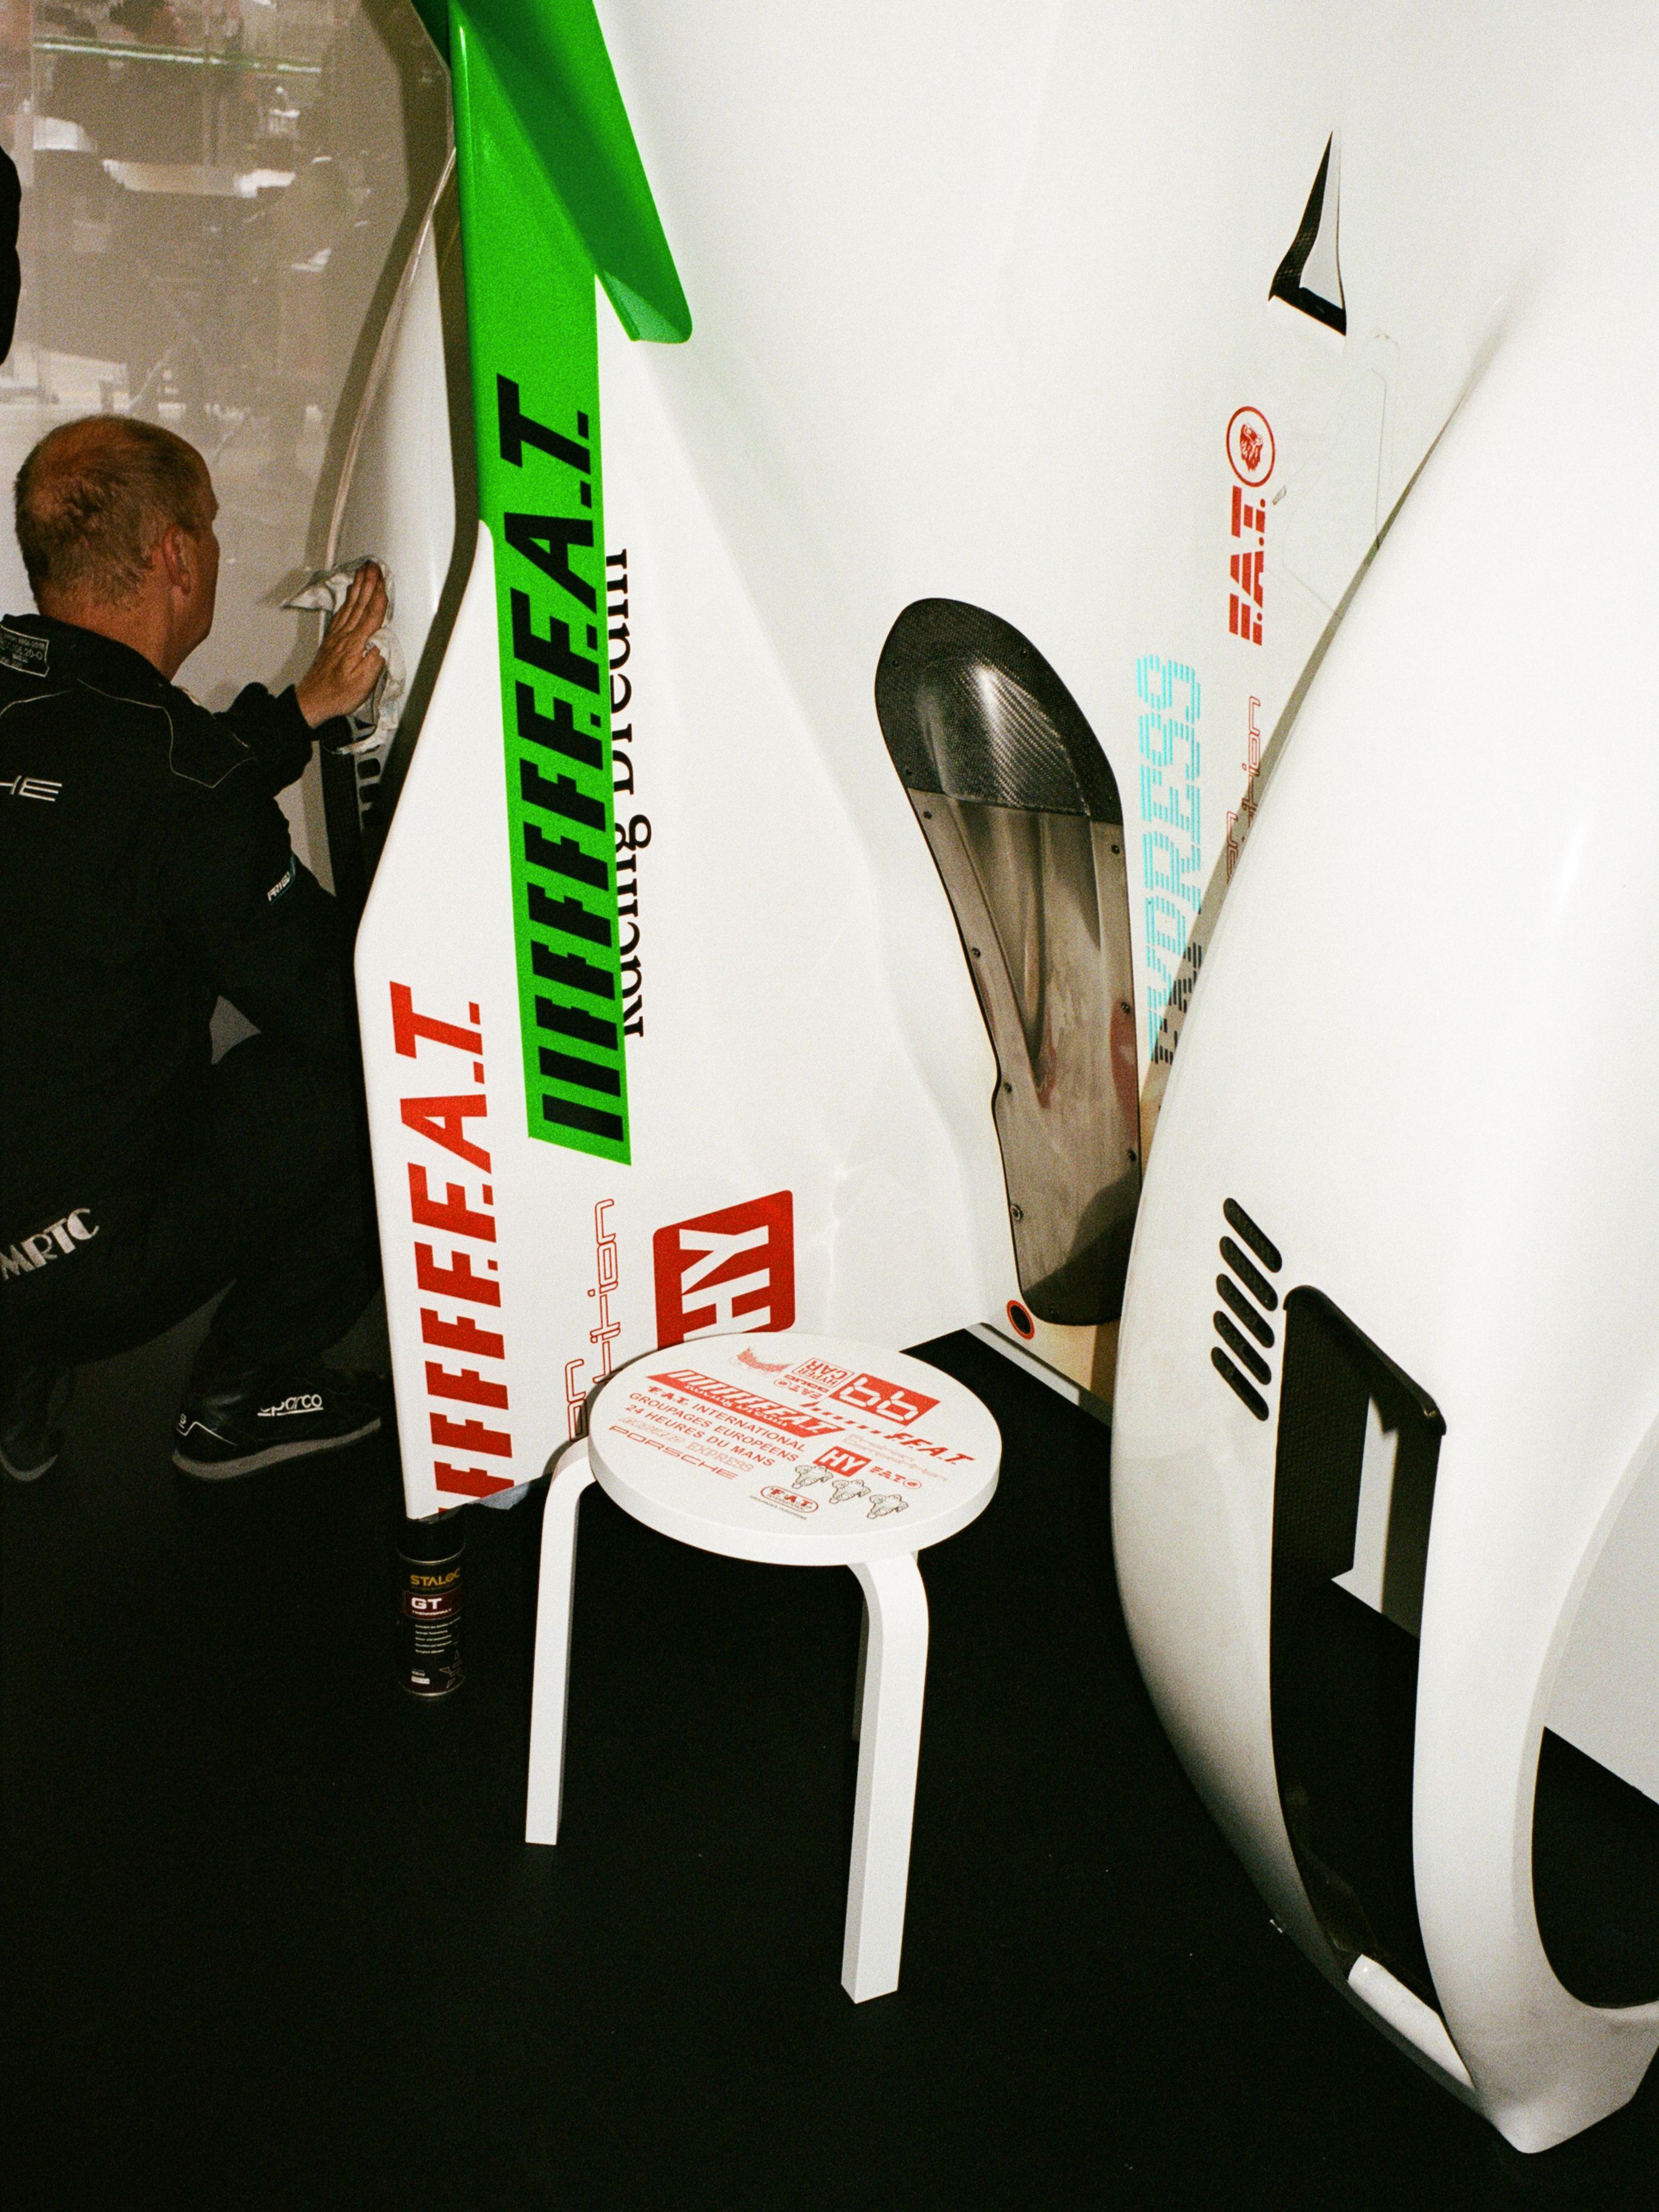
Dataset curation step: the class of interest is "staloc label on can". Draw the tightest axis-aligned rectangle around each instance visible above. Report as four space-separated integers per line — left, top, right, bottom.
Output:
398 1511 464 1698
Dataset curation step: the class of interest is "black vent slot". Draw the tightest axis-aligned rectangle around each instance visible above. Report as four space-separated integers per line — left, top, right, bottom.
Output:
1212 1199 1281 1419
1215 1311 1270 1383
1534 1730 1659 2008
1218 1275 1273 1347
1270 1289 1444 2005
1212 1347 1268 1420
1220 1238 1278 1311
1223 1197 1281 1272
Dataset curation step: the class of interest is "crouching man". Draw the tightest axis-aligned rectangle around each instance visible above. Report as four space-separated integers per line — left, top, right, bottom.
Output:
0 416 389 1481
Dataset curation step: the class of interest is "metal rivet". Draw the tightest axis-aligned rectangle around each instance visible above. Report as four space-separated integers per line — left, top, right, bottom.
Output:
1010 1204 1023 1221
970 947 982 959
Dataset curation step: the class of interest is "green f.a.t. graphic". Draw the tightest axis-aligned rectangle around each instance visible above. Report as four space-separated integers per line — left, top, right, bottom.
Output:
415 0 690 1165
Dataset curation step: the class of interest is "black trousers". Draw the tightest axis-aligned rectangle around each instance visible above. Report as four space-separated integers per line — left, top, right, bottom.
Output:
1 1038 380 1386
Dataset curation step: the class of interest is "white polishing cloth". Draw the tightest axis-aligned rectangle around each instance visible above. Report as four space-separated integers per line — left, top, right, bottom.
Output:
283 554 405 754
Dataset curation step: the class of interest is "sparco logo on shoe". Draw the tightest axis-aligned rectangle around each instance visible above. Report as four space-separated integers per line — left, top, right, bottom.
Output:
258 1393 325 1418
0 1207 99 1278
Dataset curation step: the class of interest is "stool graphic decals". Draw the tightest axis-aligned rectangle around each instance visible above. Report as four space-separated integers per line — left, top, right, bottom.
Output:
526 1331 1001 2002
810 1446 869 1477
596 1356 986 1498
827 1372 939 1425
792 1456 916 1520
649 1368 843 1441
755 1485 820 1517
735 1345 794 1375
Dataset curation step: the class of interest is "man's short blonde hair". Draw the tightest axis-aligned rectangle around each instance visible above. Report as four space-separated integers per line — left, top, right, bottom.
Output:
15 416 212 603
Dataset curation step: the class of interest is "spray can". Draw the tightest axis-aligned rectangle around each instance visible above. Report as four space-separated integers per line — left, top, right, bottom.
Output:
398 1511 464 1698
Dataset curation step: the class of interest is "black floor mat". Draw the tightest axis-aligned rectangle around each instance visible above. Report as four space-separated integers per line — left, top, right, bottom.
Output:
4 1320 1657 2210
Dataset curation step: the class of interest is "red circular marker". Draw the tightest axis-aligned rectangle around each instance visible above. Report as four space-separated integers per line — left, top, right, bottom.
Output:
1226 405 1276 487
1006 1301 1035 1340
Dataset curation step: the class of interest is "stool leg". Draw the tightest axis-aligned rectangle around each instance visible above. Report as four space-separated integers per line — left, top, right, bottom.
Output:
842 1552 929 2002
525 1442 595 1846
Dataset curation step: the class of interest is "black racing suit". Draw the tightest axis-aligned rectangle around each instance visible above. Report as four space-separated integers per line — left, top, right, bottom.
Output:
0 614 379 1385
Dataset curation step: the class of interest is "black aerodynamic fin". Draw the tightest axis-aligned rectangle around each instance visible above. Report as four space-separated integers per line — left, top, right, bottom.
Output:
1270 134 1347 336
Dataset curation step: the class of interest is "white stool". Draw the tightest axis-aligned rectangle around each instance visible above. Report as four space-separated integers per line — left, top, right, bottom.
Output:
525 1331 1000 2001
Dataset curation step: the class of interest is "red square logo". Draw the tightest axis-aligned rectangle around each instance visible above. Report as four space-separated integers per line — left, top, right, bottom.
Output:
813 1446 870 1477
652 1190 795 1347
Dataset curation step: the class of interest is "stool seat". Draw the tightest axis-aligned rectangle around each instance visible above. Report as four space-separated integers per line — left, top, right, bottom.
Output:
585 1334 1000 1567
524 1331 1000 2003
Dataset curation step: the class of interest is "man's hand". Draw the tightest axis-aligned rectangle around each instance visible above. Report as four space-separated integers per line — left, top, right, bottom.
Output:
295 562 388 729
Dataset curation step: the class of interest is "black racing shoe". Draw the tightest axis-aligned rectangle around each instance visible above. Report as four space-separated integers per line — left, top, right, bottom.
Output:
171 1365 385 1479
1 1363 73 1482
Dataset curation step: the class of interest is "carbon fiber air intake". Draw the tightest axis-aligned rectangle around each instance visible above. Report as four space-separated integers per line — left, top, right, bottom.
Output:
876 599 1139 1324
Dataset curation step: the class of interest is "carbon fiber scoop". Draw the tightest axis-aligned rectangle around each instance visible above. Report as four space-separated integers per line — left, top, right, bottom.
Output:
876 600 1140 1325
